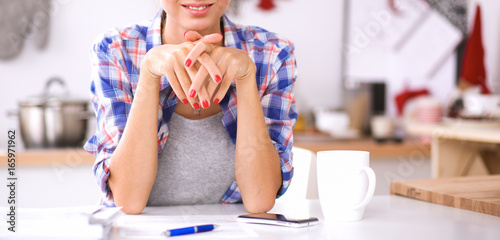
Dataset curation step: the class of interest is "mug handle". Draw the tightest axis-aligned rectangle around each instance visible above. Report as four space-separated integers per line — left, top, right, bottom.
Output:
353 166 376 209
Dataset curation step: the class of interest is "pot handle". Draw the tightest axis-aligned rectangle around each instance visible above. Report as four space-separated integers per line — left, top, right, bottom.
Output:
43 77 69 97
6 110 19 119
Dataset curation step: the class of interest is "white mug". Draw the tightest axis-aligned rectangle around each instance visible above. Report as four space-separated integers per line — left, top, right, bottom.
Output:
317 150 376 221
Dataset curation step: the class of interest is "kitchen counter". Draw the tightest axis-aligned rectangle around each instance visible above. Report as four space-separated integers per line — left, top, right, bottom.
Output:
0 148 95 166
406 120 500 143
406 121 500 178
294 131 430 159
111 195 500 239
7 195 500 239
391 175 500 217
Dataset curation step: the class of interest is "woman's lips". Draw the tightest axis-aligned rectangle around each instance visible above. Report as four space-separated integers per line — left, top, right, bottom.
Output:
182 3 214 17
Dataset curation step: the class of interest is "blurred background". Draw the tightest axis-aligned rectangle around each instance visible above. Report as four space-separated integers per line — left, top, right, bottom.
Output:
0 0 499 208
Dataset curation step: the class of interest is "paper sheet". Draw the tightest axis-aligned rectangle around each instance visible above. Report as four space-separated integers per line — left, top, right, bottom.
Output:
116 215 258 239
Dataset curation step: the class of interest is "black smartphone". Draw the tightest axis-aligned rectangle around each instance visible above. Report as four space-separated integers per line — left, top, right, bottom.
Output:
237 213 319 228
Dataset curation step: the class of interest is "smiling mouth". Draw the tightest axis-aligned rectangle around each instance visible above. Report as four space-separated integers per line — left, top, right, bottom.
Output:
183 4 213 10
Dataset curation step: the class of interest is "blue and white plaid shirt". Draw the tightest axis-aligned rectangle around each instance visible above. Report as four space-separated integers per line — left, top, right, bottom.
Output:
84 10 297 207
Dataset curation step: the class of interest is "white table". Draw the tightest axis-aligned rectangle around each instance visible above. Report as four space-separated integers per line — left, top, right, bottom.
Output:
108 195 500 240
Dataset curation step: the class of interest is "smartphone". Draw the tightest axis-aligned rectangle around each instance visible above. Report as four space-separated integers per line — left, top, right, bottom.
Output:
237 213 319 228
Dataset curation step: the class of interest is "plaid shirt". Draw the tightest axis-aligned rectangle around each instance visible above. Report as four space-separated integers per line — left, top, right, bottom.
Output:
84 11 297 207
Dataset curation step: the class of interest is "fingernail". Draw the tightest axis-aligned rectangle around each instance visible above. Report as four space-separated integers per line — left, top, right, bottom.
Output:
182 99 188 104
202 100 209 109
219 33 223 38
193 102 200 110
184 31 188 37
185 59 192 67
215 75 222 83
214 98 220 104
189 89 196 98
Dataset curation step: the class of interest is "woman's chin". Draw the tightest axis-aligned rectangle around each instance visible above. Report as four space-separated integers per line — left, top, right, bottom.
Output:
182 18 220 33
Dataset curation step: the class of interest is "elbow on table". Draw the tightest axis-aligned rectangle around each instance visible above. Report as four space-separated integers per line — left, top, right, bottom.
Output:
108 179 151 214
113 195 147 214
243 197 276 213
117 201 146 215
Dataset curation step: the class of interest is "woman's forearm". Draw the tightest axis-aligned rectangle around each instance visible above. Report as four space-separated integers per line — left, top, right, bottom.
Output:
235 77 282 213
107 72 160 214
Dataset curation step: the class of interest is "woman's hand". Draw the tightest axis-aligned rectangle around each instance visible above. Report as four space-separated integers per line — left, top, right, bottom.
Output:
184 32 257 105
183 31 225 108
208 46 257 101
140 33 223 109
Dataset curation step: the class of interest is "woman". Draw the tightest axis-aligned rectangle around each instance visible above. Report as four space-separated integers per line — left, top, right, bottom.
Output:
84 0 297 214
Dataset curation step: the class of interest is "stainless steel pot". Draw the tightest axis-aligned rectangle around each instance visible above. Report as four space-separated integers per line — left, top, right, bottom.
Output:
10 77 92 149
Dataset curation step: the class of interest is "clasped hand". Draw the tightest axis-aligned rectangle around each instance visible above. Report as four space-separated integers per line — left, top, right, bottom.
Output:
142 31 256 109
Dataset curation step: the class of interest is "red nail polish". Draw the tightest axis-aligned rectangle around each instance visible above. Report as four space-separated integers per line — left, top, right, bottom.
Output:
182 99 188 104
219 33 223 38
189 89 196 98
214 98 220 104
215 75 222 83
185 59 192 67
193 103 200 110
202 100 209 109
184 31 188 37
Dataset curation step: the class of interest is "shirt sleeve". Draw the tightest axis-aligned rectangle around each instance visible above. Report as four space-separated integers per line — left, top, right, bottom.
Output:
260 41 298 198
84 34 134 206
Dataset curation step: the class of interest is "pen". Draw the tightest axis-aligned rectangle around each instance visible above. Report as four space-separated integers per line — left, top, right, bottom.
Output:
164 224 215 237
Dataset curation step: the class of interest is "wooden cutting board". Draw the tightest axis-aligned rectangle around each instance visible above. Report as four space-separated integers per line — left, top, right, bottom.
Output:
390 175 500 217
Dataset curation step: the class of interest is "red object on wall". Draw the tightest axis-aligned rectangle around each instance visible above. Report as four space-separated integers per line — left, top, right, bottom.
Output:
388 0 402 15
394 88 430 116
460 5 490 94
258 0 275 10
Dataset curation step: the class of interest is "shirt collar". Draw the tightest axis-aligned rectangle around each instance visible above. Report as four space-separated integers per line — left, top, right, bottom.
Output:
222 16 242 88
146 10 164 52
222 15 242 50
147 11 242 51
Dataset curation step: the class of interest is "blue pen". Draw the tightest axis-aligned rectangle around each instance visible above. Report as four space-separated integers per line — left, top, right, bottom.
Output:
164 224 215 237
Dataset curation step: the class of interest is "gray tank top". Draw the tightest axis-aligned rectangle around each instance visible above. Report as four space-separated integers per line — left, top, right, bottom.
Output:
147 111 235 206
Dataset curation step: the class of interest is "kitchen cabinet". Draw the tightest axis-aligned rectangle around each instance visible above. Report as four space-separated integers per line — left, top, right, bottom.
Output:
0 148 99 208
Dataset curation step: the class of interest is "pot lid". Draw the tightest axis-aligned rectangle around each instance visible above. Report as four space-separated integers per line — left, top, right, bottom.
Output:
19 77 88 106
